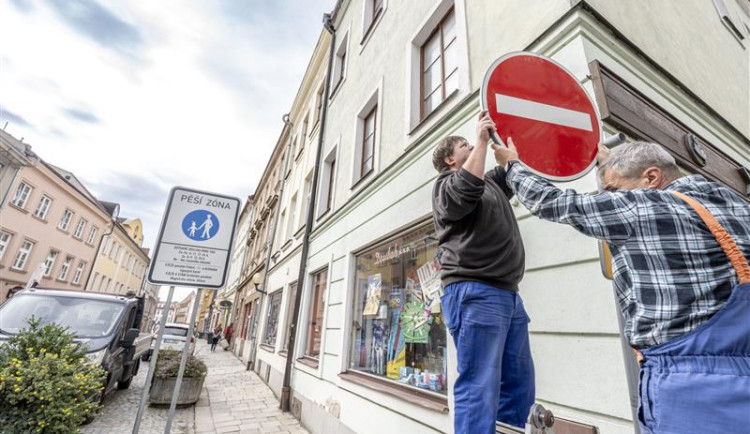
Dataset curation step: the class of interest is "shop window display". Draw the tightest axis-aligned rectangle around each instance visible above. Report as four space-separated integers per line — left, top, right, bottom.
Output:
349 224 447 394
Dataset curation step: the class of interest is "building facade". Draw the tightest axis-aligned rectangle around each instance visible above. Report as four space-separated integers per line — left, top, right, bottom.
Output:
0 131 110 302
217 197 254 331
87 217 150 296
240 1 750 434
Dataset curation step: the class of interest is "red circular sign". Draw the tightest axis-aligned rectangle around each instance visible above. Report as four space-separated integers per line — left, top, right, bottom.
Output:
481 52 601 181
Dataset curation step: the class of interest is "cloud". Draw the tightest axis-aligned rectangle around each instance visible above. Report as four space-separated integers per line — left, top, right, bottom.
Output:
62 107 101 124
0 107 33 129
83 171 171 249
43 0 144 60
9 0 33 13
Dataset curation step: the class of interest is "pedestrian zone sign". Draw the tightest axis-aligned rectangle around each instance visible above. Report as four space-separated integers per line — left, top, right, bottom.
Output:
148 187 240 288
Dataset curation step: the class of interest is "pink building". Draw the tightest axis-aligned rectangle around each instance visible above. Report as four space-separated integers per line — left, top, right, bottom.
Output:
0 130 110 302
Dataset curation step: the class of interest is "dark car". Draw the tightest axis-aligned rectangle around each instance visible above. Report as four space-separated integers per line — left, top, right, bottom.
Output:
0 287 152 400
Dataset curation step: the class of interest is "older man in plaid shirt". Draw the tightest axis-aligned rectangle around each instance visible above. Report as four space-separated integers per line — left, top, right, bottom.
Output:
493 136 750 433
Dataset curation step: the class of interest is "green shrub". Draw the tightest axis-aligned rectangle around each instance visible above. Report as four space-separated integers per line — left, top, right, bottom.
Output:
153 349 207 379
0 318 106 433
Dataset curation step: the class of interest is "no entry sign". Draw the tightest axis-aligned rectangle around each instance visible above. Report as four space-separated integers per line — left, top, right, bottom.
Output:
481 52 601 181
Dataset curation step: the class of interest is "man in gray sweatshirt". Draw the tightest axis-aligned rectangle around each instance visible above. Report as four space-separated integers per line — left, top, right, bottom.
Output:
431 112 534 434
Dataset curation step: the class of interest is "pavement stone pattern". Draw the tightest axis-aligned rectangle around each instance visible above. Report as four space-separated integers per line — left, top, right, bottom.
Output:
80 362 194 434
81 342 310 434
194 344 309 434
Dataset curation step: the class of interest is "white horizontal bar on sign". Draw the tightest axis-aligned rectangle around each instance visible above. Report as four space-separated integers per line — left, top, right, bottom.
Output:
495 94 593 132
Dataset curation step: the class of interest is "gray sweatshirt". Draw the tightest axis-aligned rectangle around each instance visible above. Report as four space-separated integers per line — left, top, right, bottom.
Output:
431 166 525 291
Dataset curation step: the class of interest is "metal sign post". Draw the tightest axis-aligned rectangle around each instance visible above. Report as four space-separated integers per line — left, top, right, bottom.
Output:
133 186 240 433
164 288 204 433
133 285 175 433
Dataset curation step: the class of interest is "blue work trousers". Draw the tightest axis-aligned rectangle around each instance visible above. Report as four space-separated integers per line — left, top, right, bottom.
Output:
638 282 750 433
441 281 535 434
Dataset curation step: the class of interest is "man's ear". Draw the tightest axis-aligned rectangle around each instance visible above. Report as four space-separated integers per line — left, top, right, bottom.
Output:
444 155 455 169
642 167 663 188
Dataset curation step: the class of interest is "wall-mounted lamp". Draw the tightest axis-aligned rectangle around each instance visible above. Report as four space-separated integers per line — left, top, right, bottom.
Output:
252 272 267 294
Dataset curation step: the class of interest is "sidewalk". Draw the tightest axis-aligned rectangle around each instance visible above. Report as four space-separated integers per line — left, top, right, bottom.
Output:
194 344 309 434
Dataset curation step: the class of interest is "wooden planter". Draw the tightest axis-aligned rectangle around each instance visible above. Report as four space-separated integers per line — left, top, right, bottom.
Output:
149 375 205 405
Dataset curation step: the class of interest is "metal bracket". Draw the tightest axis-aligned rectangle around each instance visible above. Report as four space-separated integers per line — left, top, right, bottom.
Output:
739 166 750 196
527 403 555 434
683 133 707 167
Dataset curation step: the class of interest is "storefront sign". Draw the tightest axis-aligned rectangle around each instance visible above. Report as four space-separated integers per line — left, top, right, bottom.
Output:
374 243 410 265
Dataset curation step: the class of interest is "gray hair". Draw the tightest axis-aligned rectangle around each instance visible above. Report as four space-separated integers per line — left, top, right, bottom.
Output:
599 141 680 179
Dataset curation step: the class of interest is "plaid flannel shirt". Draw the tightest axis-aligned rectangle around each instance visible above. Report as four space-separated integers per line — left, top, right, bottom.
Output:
506 163 750 348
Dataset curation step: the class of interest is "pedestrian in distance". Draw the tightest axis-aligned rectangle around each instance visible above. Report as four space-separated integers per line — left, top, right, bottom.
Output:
431 111 535 434
494 138 750 433
210 323 222 352
224 322 234 346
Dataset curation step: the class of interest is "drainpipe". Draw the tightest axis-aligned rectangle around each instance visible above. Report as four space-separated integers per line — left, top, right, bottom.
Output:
280 12 336 412
248 113 296 369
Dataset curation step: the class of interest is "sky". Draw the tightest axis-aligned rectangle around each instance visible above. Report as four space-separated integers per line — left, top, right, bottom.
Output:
1 0 336 301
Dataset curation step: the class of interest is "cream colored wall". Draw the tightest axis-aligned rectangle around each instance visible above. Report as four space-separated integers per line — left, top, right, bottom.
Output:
0 162 108 300
584 0 750 138
88 225 148 295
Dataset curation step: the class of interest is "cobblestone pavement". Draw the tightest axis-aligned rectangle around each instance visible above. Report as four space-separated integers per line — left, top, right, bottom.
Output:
81 342 310 434
80 360 194 434
194 344 309 434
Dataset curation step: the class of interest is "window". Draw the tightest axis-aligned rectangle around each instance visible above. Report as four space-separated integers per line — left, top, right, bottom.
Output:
0 232 11 262
305 268 328 359
115 245 122 262
87 226 98 245
318 148 337 217
313 84 324 127
287 193 298 238
34 195 52 219
330 34 348 94
421 7 458 119
263 290 283 347
713 0 748 41
11 182 32 208
283 282 298 351
302 112 309 140
72 261 86 284
360 106 377 180
12 240 34 270
301 172 312 227
348 224 447 394
59 210 73 231
74 219 87 238
58 256 73 281
109 241 118 259
43 251 59 276
363 0 384 39
91 272 100 290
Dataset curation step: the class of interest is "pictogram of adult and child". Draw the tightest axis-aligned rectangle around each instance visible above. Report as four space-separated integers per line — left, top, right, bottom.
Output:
182 210 220 241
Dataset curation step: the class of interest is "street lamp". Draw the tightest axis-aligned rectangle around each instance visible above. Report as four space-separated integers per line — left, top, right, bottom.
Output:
252 272 267 294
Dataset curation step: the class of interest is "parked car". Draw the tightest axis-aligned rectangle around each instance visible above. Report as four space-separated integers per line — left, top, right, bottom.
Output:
142 322 195 361
0 287 152 399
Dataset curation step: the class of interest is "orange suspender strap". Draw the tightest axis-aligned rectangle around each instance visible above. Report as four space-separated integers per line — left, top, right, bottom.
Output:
672 191 750 284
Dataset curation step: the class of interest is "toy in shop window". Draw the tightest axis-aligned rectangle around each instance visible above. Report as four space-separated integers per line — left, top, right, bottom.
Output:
362 273 382 316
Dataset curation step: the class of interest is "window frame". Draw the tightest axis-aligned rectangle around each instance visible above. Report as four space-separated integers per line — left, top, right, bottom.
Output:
73 219 87 239
72 261 86 284
419 6 458 121
33 195 52 220
406 0 469 134
43 250 59 276
58 256 73 281
304 267 328 360
11 182 32 209
0 231 12 262
11 240 34 270
351 86 382 189
59 209 74 231
282 282 299 352
262 289 284 348
329 31 350 100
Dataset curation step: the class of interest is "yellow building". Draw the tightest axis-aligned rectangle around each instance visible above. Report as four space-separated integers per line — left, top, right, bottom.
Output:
86 215 150 296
